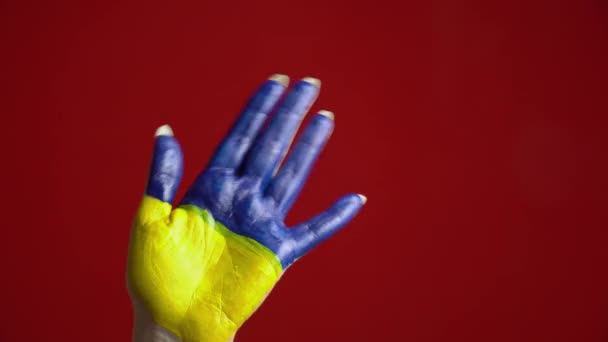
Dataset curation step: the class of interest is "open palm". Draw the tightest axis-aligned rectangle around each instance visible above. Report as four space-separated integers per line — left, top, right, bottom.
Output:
127 75 365 342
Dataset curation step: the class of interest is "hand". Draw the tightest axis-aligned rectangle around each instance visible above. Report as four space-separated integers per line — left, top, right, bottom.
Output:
127 75 366 342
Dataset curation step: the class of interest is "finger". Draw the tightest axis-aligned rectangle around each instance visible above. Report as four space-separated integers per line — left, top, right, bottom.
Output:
289 193 367 265
265 111 334 216
208 74 289 170
145 125 184 204
244 77 321 185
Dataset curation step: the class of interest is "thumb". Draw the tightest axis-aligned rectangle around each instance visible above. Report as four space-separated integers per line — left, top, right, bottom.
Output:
145 124 184 204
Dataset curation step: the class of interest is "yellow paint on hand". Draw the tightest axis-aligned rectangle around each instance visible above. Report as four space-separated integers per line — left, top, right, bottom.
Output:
127 196 282 342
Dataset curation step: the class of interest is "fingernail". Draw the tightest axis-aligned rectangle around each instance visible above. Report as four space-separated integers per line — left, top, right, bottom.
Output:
301 77 321 88
269 74 289 87
155 124 174 137
317 110 334 120
357 194 368 204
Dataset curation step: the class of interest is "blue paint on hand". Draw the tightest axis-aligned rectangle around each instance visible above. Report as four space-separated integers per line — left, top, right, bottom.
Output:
146 77 365 268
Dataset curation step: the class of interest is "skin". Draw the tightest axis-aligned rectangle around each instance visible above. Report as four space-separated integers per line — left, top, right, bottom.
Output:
128 75 366 341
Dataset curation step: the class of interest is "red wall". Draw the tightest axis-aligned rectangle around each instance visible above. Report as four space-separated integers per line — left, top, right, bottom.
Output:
1 1 607 341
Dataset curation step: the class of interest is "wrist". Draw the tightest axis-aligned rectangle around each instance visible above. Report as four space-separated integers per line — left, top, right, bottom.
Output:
132 300 180 342
132 298 235 342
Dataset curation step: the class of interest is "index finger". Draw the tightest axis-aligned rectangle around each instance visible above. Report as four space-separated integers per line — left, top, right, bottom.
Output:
208 74 289 170
243 77 321 185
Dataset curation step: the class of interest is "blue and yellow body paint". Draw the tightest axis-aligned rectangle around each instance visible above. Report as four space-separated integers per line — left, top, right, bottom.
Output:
128 76 365 342
128 196 282 342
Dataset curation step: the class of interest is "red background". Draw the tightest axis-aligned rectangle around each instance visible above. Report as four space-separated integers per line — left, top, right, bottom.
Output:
1 0 607 341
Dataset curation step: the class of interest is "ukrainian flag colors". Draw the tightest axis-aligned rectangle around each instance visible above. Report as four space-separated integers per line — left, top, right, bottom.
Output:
128 196 282 342
128 76 365 341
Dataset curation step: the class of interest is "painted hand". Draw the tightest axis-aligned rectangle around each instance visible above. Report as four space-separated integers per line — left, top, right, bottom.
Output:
127 75 366 342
